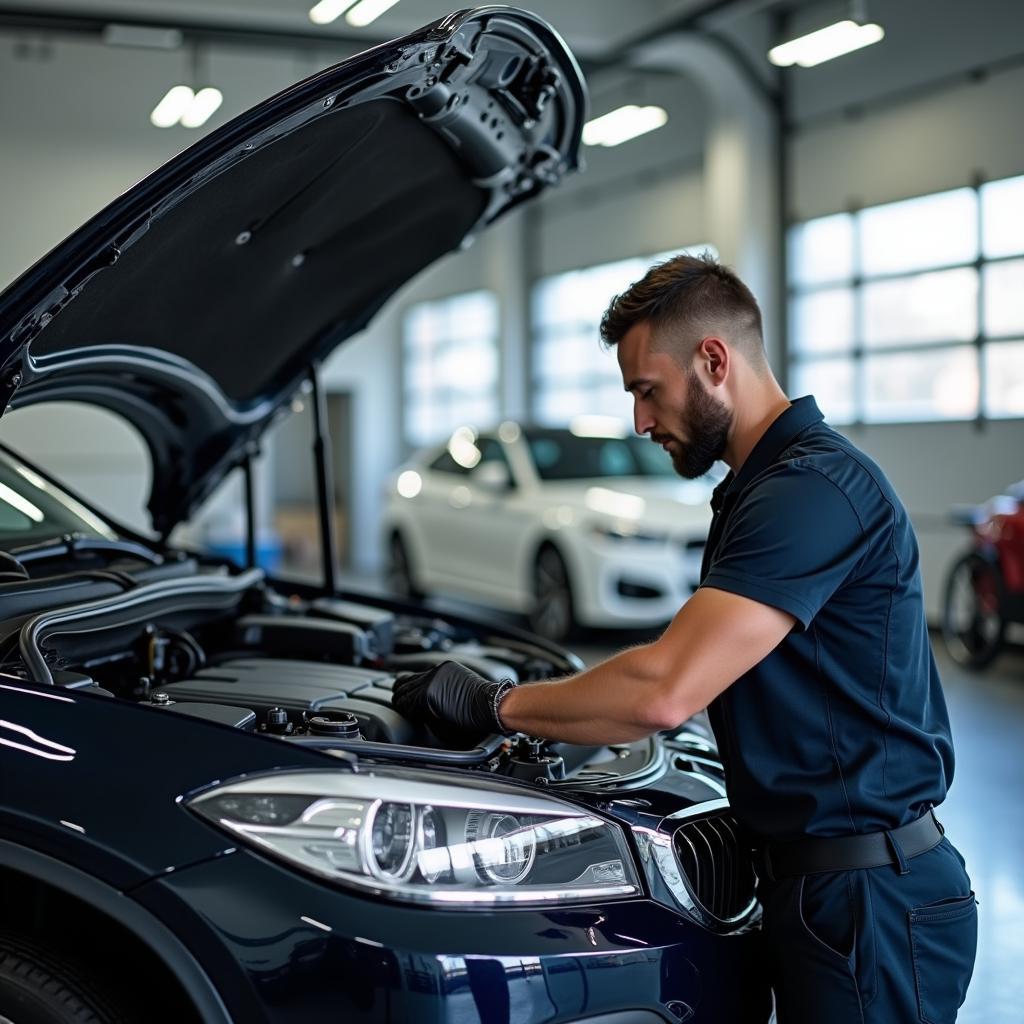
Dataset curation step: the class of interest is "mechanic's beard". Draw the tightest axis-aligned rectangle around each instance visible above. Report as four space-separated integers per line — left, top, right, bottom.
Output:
670 371 731 479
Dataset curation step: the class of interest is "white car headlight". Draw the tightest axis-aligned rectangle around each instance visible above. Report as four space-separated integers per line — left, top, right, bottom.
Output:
187 769 641 905
590 520 667 544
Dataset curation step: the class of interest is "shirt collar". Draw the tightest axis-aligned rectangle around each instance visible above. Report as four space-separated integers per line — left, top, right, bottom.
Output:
712 395 824 511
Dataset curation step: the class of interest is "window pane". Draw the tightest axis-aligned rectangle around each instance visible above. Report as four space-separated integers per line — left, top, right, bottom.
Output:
594 384 635 423
535 388 593 425
983 259 1024 337
790 288 855 354
790 359 856 424
864 346 978 422
789 214 854 286
981 174 1024 258
535 333 601 380
862 268 978 347
859 189 977 276
532 251 706 423
403 291 499 446
984 340 1024 418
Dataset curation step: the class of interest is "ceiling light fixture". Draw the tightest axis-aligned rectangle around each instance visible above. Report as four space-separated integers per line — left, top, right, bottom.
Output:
769 0 884 68
582 105 668 148
768 19 883 67
308 0 359 25
150 85 223 129
180 87 224 128
345 0 403 28
150 85 195 128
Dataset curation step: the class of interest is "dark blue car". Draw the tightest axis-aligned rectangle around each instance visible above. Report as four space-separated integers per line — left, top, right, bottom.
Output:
0 8 770 1022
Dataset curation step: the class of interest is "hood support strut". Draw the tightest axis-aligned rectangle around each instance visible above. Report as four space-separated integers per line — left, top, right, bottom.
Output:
243 451 257 570
310 363 338 595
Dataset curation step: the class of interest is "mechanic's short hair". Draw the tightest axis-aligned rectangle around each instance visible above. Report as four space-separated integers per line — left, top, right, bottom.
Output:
599 252 768 373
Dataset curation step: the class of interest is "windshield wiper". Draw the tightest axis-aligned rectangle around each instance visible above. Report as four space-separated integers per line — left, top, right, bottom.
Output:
9 533 163 566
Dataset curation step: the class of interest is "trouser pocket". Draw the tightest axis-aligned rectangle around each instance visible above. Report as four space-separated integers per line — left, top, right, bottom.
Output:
909 892 978 1024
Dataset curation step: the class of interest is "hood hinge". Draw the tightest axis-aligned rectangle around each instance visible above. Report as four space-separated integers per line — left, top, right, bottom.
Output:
0 364 23 417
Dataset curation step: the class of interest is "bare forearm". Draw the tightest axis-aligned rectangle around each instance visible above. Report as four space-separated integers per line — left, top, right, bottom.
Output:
497 643 683 744
496 588 796 745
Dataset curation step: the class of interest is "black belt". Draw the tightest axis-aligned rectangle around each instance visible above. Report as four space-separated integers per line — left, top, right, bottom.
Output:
754 809 945 880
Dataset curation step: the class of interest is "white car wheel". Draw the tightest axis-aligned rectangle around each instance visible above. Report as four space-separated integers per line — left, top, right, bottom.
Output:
529 546 574 642
387 533 422 599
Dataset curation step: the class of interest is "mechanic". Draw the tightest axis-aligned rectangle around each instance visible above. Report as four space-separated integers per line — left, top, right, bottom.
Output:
393 253 977 1023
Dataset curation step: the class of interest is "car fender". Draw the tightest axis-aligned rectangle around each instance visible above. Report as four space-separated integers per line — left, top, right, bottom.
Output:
0 838 233 1023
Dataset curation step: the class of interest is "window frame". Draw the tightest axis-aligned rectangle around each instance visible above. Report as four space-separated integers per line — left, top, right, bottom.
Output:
529 247 715 427
401 290 501 448
787 176 1024 426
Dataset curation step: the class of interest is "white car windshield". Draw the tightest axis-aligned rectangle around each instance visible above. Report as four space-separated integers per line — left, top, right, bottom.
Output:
524 428 678 481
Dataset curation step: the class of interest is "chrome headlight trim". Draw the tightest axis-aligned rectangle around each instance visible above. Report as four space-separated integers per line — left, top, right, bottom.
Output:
187 768 641 906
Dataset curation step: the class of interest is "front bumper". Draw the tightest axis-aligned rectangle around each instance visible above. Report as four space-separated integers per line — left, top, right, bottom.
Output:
571 537 705 628
132 847 770 1023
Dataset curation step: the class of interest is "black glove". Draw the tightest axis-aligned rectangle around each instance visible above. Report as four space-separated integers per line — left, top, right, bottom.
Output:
391 661 516 746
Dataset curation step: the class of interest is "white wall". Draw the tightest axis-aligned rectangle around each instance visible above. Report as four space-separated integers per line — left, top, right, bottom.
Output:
3 4 1022 610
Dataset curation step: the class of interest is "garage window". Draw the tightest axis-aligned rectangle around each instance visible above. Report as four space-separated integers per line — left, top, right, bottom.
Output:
403 291 500 447
788 174 1024 424
531 247 714 427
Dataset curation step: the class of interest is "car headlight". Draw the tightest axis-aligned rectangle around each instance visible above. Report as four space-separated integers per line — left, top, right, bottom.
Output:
590 521 667 544
187 769 641 905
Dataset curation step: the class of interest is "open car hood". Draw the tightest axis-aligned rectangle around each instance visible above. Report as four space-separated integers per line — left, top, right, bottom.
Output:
0 6 585 536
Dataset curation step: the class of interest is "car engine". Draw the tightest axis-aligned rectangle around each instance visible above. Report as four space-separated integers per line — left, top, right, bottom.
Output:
1 563 724 793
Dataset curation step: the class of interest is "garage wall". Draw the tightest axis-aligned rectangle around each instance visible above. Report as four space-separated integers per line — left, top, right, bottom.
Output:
3 8 1020 604
0 33 338 545
783 3 1024 619
318 67 709 573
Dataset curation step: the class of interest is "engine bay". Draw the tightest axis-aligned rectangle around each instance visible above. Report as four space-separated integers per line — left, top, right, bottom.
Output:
1 563 719 791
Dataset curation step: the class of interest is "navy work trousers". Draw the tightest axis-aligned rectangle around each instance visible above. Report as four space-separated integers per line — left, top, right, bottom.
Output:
758 837 978 1023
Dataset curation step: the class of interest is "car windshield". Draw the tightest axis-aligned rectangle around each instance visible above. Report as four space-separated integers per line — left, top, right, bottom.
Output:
524 429 679 481
0 447 117 549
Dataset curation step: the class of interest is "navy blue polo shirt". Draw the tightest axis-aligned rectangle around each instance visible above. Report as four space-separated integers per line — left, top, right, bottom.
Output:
700 396 954 841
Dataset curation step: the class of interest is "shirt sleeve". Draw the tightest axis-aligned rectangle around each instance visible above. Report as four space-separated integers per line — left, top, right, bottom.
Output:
700 462 866 630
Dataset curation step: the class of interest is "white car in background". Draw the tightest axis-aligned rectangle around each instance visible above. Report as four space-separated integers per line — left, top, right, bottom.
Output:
383 417 716 640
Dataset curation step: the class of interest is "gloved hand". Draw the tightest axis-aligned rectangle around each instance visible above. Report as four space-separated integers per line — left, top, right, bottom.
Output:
391 661 516 746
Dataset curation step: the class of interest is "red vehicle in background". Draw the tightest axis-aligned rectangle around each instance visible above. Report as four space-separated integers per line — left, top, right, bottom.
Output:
942 481 1024 668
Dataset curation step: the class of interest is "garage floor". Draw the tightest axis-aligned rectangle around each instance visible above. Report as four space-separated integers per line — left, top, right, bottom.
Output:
574 634 1024 1024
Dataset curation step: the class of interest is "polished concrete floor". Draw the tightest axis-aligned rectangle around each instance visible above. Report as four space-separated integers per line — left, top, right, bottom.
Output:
573 633 1024 1024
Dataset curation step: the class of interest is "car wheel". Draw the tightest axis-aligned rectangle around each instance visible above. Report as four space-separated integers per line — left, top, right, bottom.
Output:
0 934 129 1024
942 552 1006 669
529 546 574 642
387 533 423 600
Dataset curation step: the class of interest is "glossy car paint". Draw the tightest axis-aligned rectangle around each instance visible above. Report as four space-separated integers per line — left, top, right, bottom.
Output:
384 426 713 628
0 679 768 1022
0 8 769 1023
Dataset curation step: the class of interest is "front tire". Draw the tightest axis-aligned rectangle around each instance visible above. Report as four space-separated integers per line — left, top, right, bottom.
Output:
0 934 130 1024
387 533 423 600
942 552 1006 669
529 545 575 642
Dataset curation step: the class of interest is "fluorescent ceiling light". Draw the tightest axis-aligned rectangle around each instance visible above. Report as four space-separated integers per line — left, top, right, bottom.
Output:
346 0 402 28
308 0 359 25
180 87 223 128
582 105 668 148
151 85 224 128
768 20 884 68
150 85 195 128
